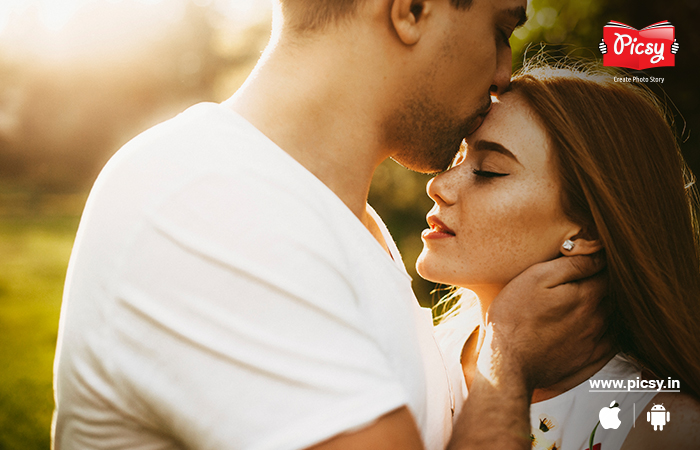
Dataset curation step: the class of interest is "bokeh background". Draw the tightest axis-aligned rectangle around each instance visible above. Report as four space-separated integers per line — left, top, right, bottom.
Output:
0 0 698 447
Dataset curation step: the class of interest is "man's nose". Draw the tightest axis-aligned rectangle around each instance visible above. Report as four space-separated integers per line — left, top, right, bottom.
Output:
490 48 513 96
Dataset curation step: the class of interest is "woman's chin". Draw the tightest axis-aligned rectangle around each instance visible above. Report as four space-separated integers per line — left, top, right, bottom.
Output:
415 256 455 285
415 257 441 284
414 265 435 283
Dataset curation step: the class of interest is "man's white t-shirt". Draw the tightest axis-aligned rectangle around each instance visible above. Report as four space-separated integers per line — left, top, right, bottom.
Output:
52 103 453 450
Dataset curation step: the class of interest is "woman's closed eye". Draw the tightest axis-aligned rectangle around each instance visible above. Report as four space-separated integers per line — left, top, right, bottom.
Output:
473 169 509 178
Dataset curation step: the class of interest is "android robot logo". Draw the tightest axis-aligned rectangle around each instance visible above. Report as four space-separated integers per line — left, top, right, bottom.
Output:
646 403 670 431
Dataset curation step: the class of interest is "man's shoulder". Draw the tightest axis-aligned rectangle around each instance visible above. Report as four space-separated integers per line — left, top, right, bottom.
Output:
89 102 400 281
118 104 378 260
97 102 325 210
119 102 259 160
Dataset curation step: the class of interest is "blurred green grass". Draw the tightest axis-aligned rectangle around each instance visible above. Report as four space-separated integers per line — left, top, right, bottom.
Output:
0 213 80 449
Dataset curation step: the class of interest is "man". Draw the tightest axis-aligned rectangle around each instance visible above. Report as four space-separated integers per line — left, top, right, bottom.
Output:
52 0 606 448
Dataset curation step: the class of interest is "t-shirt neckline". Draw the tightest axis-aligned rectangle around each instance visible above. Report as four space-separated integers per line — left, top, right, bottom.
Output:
205 101 412 280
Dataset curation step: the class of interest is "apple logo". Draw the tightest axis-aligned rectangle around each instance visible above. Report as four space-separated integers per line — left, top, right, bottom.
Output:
599 401 621 429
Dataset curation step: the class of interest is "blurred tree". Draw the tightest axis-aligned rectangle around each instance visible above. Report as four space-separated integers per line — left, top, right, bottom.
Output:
0 0 270 195
511 0 700 176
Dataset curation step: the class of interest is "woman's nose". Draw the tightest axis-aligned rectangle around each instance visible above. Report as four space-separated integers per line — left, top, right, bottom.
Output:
427 169 457 206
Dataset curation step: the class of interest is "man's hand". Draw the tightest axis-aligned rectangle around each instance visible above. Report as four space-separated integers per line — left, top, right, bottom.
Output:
448 254 608 450
482 253 609 391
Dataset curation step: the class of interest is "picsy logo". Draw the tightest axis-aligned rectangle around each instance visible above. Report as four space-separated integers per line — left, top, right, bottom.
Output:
599 21 679 70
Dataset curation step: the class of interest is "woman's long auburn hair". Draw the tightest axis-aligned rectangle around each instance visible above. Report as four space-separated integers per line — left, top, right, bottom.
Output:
507 63 700 399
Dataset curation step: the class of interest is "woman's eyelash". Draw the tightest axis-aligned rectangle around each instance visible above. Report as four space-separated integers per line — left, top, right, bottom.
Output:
473 169 509 178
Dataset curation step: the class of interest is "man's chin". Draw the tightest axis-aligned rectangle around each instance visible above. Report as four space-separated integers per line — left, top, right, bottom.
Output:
391 149 459 174
465 99 493 135
465 114 486 136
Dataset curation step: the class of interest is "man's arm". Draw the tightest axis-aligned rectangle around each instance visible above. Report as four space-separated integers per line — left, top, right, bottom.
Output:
307 255 607 450
448 254 608 449
306 255 607 450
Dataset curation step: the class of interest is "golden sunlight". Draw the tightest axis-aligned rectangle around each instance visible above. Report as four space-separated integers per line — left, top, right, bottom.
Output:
0 0 271 193
0 0 270 67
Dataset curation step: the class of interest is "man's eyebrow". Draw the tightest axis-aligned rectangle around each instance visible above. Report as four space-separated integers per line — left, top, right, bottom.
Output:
472 140 522 165
507 6 528 28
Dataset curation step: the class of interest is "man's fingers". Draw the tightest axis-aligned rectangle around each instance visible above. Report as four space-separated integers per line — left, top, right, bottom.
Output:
559 272 608 327
570 271 608 306
530 252 607 288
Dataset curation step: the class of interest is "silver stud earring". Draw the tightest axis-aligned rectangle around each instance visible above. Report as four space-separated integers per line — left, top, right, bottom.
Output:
562 239 575 251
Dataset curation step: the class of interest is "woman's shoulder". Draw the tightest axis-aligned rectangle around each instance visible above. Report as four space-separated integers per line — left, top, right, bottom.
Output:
622 391 700 449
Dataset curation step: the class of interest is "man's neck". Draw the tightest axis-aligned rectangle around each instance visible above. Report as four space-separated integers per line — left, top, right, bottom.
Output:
224 30 391 224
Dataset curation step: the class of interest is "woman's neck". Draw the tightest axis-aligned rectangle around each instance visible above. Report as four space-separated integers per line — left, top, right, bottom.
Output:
469 286 500 325
462 288 617 403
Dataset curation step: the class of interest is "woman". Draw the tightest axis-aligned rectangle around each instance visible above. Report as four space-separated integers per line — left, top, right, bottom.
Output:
417 63 700 450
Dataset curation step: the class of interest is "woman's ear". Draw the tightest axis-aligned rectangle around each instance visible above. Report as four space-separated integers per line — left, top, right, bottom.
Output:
561 231 603 256
391 0 428 45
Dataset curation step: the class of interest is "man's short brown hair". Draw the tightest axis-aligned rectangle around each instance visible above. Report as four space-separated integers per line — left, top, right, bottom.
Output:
280 0 474 33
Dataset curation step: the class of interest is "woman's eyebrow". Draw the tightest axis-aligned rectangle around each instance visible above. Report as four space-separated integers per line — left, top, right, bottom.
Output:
471 140 522 165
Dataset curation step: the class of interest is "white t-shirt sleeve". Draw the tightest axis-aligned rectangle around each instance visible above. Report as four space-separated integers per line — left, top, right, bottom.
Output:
107 172 409 450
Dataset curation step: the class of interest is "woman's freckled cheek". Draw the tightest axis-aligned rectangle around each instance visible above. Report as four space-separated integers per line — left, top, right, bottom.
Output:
462 179 555 275
464 196 523 256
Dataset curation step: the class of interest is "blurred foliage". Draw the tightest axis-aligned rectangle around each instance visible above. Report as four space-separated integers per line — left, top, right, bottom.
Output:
0 212 81 448
510 0 700 173
0 0 270 193
0 0 699 447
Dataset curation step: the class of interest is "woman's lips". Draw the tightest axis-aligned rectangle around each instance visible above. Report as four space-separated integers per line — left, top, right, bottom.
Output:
422 215 456 240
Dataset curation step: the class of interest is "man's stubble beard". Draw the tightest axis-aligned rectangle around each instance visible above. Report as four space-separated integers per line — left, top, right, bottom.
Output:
382 90 482 174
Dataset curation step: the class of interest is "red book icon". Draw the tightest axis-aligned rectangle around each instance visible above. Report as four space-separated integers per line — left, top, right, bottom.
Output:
602 21 675 69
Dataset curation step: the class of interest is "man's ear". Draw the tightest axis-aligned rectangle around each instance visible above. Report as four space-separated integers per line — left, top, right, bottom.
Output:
561 230 603 256
390 0 428 45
